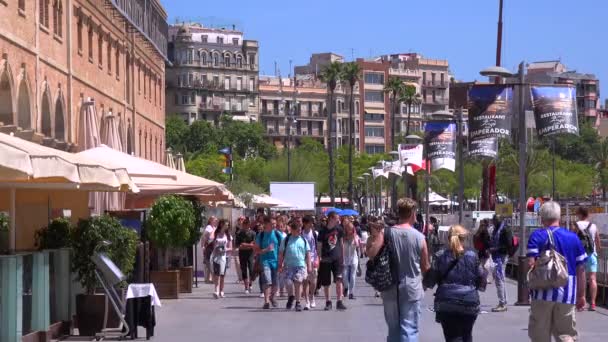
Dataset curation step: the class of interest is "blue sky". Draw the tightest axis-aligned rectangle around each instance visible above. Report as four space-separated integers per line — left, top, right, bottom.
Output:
161 0 606 103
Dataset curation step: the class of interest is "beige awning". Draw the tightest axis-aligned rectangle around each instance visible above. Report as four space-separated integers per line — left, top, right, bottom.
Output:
77 145 234 204
364 108 386 115
0 132 134 192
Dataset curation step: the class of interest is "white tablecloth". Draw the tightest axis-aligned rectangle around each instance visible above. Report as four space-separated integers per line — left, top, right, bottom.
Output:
126 283 162 307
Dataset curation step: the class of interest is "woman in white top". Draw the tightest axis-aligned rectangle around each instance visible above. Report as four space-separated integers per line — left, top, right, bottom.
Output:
210 219 232 299
343 220 361 299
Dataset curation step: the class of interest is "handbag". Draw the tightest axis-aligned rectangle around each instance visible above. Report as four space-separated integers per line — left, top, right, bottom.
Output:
365 227 397 292
527 228 569 290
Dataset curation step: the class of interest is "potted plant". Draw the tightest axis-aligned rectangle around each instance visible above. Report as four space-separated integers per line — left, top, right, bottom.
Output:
146 195 194 299
70 215 138 336
177 198 203 293
35 217 73 250
0 212 8 252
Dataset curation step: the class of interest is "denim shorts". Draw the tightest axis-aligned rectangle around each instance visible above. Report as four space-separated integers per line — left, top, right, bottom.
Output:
586 254 598 273
261 265 278 289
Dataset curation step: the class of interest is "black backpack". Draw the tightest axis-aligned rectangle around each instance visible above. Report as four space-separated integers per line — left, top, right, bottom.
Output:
576 222 595 255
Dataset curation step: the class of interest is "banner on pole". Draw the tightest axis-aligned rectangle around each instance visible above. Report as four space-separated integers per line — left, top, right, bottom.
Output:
468 85 514 139
425 121 456 172
469 136 499 159
398 143 424 169
530 86 578 137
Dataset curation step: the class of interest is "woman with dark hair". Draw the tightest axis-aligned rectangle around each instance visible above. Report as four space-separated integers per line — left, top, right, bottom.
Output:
235 217 256 294
473 219 492 284
210 219 233 299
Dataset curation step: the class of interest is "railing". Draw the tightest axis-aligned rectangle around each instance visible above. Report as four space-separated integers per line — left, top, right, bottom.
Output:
389 68 421 78
422 80 448 88
0 249 72 342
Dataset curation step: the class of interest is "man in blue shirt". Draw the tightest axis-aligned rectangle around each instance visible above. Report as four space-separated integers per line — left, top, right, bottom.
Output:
527 201 587 341
255 215 283 310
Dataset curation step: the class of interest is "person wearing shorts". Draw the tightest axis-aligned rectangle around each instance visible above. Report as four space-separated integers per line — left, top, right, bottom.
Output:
254 215 283 309
301 215 319 310
235 217 256 294
278 222 311 312
210 219 232 299
576 206 602 311
317 211 347 311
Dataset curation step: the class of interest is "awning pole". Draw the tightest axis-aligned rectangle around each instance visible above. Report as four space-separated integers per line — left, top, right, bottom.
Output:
10 188 16 251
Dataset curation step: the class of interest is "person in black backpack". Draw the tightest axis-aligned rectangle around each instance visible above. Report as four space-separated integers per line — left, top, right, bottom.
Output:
574 207 601 311
487 215 513 312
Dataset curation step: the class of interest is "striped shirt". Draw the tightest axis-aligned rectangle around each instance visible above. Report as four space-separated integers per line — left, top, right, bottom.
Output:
526 227 587 305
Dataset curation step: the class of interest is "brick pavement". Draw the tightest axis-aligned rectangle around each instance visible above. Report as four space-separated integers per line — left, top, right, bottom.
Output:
148 265 608 342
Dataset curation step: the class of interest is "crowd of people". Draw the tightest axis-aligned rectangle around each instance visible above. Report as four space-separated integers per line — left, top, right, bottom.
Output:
198 199 602 342
200 209 370 311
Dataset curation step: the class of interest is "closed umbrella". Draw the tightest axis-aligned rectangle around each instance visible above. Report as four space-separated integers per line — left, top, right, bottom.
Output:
175 153 186 172
77 98 100 151
98 112 125 213
165 148 176 169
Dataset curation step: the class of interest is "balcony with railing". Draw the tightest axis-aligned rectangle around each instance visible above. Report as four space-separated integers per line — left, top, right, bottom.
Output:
421 80 448 88
389 68 421 78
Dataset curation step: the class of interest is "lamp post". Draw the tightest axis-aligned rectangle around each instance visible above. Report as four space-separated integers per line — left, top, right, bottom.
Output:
368 167 376 215
357 176 365 213
286 87 298 181
389 150 400 211
375 162 385 214
404 134 423 201
480 62 529 306
362 172 371 215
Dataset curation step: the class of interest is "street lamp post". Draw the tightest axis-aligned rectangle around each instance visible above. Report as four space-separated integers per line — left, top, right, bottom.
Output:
480 62 530 306
286 85 298 182
362 173 371 215
404 135 423 201
456 108 465 224
389 150 400 211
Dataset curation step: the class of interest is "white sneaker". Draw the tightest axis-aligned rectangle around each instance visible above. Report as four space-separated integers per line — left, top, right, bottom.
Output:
213 292 219 299
310 299 316 308
304 301 311 311
245 289 251 294
220 292 225 298
259 293 265 298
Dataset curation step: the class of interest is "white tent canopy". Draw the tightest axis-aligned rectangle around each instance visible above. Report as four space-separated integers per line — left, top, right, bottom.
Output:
426 191 449 204
251 194 294 208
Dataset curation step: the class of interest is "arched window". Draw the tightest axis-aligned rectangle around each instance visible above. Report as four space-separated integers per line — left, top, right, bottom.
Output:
200 51 207 65
213 53 219 67
0 68 14 126
17 79 32 129
40 87 52 136
223 53 231 67
54 96 65 140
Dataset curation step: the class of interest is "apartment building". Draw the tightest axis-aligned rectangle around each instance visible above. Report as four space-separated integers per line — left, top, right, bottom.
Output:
525 60 601 126
0 0 168 160
166 23 259 125
357 53 450 154
259 74 360 151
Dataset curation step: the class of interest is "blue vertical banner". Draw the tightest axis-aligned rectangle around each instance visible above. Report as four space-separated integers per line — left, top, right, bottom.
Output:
425 121 456 172
468 85 514 140
530 86 578 137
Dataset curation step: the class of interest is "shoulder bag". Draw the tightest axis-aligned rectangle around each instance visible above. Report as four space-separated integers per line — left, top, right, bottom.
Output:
527 228 569 290
365 227 397 292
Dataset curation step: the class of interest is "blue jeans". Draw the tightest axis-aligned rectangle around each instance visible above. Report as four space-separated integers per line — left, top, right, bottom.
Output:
382 286 421 342
492 254 508 306
343 264 357 295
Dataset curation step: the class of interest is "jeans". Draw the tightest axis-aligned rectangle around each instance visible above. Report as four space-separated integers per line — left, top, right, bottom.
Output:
382 286 421 342
492 254 508 306
437 312 477 342
343 264 357 295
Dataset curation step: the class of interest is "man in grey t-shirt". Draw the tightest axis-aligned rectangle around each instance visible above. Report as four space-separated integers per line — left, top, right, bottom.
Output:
367 198 430 342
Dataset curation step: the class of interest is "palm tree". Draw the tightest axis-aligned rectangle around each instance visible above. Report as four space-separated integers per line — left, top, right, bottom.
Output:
341 62 361 207
384 76 404 151
399 84 422 137
384 77 405 210
319 61 343 207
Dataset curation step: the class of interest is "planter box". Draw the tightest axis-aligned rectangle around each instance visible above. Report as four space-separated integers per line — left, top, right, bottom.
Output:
179 266 193 293
151 270 180 299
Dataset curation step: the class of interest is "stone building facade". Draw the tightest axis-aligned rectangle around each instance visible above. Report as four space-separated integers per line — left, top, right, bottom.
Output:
0 0 168 161
166 23 259 125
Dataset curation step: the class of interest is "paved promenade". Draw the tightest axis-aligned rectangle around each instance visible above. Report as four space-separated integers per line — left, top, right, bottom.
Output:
150 267 608 342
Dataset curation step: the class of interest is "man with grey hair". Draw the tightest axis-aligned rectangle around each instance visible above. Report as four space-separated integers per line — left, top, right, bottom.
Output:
527 201 587 341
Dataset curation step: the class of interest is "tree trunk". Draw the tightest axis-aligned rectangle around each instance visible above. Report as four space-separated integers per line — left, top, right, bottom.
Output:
328 90 335 207
390 94 397 211
404 102 412 199
348 86 354 208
